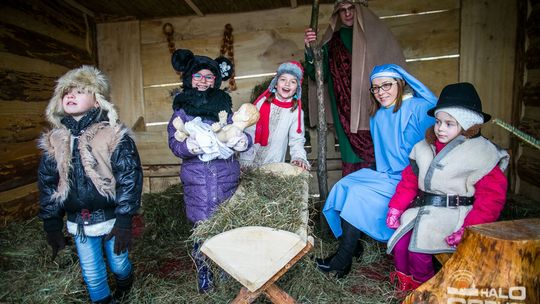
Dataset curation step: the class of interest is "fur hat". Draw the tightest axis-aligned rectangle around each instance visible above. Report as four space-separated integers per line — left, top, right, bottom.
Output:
171 49 234 89
428 82 491 123
46 65 118 128
268 61 304 99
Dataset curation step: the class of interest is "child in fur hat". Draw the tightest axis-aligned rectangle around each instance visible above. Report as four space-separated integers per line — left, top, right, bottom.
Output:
385 82 509 292
38 65 143 303
240 61 310 170
166 49 252 293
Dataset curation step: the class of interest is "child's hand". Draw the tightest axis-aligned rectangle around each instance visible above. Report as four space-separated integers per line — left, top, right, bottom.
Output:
105 226 132 255
291 159 310 171
46 230 66 260
386 207 403 229
445 227 465 247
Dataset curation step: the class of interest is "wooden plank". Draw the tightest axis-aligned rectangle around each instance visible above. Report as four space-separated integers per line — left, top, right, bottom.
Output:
1 0 90 50
0 101 47 145
517 146 540 187
0 155 40 192
459 0 518 149
0 69 57 102
368 0 459 17
407 58 459 96
386 9 459 59
0 183 40 224
97 21 144 128
0 53 70 76
0 22 94 69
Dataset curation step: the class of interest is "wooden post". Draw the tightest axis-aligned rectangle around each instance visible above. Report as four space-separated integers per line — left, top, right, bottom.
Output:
308 0 329 234
405 218 540 304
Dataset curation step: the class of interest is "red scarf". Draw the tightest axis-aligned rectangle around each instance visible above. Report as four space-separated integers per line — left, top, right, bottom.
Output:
253 89 302 146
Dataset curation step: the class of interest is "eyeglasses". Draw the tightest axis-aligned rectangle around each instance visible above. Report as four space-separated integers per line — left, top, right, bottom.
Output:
370 81 397 94
338 6 355 14
192 73 216 81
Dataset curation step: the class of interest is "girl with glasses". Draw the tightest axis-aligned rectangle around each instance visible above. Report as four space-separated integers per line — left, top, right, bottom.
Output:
316 64 436 279
167 49 252 293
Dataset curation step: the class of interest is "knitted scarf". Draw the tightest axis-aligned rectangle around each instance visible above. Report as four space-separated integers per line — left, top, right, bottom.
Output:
253 89 302 146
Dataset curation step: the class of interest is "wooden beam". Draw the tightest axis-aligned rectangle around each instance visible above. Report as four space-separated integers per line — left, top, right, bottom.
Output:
290 0 298 8
184 0 204 17
62 0 96 18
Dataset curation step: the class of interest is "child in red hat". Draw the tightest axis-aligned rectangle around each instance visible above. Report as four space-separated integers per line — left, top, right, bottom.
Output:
240 61 310 170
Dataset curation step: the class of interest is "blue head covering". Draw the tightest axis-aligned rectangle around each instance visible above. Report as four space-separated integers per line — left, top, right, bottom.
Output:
370 64 437 106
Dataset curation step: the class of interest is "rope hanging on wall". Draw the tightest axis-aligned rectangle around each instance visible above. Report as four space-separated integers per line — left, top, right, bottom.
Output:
220 23 237 91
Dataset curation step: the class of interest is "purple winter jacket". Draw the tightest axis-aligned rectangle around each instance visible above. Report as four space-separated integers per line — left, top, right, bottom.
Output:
168 108 252 224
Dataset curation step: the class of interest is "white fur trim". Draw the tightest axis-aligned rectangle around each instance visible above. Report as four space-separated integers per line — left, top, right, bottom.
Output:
67 219 116 237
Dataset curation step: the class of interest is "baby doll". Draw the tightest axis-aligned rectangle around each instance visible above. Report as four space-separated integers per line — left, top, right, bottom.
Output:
172 103 260 143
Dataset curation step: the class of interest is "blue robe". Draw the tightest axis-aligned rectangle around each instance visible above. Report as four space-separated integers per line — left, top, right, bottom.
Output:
322 96 435 242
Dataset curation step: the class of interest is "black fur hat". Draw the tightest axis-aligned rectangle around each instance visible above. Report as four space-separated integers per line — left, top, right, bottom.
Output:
171 49 234 89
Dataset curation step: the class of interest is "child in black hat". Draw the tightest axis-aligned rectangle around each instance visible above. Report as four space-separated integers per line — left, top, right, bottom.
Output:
384 82 509 292
166 49 252 293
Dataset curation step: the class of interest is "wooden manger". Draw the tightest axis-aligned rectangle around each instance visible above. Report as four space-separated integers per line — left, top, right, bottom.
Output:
200 163 313 303
405 218 540 304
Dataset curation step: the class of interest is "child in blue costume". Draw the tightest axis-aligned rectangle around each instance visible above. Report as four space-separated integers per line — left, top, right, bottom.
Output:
317 64 436 278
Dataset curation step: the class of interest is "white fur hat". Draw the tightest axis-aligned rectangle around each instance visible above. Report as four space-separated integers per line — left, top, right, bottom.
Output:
46 65 118 127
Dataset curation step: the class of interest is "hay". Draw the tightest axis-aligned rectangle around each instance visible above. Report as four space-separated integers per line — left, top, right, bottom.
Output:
0 183 403 303
190 168 309 244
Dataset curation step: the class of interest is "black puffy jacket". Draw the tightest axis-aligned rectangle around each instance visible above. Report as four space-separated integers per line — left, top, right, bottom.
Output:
38 110 142 233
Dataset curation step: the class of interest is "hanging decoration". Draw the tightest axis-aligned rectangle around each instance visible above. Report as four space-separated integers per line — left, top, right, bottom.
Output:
220 23 237 91
162 23 180 75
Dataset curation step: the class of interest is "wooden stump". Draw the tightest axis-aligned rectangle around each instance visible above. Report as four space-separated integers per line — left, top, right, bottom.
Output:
405 218 540 304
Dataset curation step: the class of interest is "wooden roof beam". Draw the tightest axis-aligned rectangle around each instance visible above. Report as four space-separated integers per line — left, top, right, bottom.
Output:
184 0 204 16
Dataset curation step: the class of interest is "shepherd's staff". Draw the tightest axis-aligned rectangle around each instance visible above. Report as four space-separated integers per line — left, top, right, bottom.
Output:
308 0 328 202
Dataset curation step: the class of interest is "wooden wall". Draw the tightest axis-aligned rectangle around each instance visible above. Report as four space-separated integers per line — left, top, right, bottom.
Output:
517 0 540 198
98 0 462 193
0 0 97 224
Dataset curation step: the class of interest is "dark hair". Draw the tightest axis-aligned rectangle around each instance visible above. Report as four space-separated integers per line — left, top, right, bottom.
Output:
369 78 406 116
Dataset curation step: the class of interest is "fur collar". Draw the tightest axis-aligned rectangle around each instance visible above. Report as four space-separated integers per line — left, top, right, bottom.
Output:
172 88 232 122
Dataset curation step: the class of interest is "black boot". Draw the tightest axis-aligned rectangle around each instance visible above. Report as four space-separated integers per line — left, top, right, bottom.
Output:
93 295 116 304
113 271 133 302
316 219 362 278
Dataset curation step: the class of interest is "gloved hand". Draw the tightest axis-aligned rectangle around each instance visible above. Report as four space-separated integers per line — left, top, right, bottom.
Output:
445 227 465 247
386 207 404 229
105 226 132 255
226 134 248 152
46 230 66 260
186 136 203 154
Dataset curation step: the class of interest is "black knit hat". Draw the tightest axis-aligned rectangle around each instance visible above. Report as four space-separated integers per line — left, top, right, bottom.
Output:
171 49 234 89
427 82 491 123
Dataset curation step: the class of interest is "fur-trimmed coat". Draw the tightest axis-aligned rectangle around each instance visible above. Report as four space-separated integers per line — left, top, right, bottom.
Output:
38 111 142 233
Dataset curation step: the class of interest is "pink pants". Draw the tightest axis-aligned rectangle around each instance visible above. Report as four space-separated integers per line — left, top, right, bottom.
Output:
392 230 435 283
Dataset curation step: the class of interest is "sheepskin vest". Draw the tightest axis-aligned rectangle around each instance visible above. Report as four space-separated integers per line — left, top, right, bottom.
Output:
39 122 128 203
411 135 508 196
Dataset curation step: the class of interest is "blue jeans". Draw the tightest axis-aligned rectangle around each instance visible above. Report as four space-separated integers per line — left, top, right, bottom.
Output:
75 234 132 302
